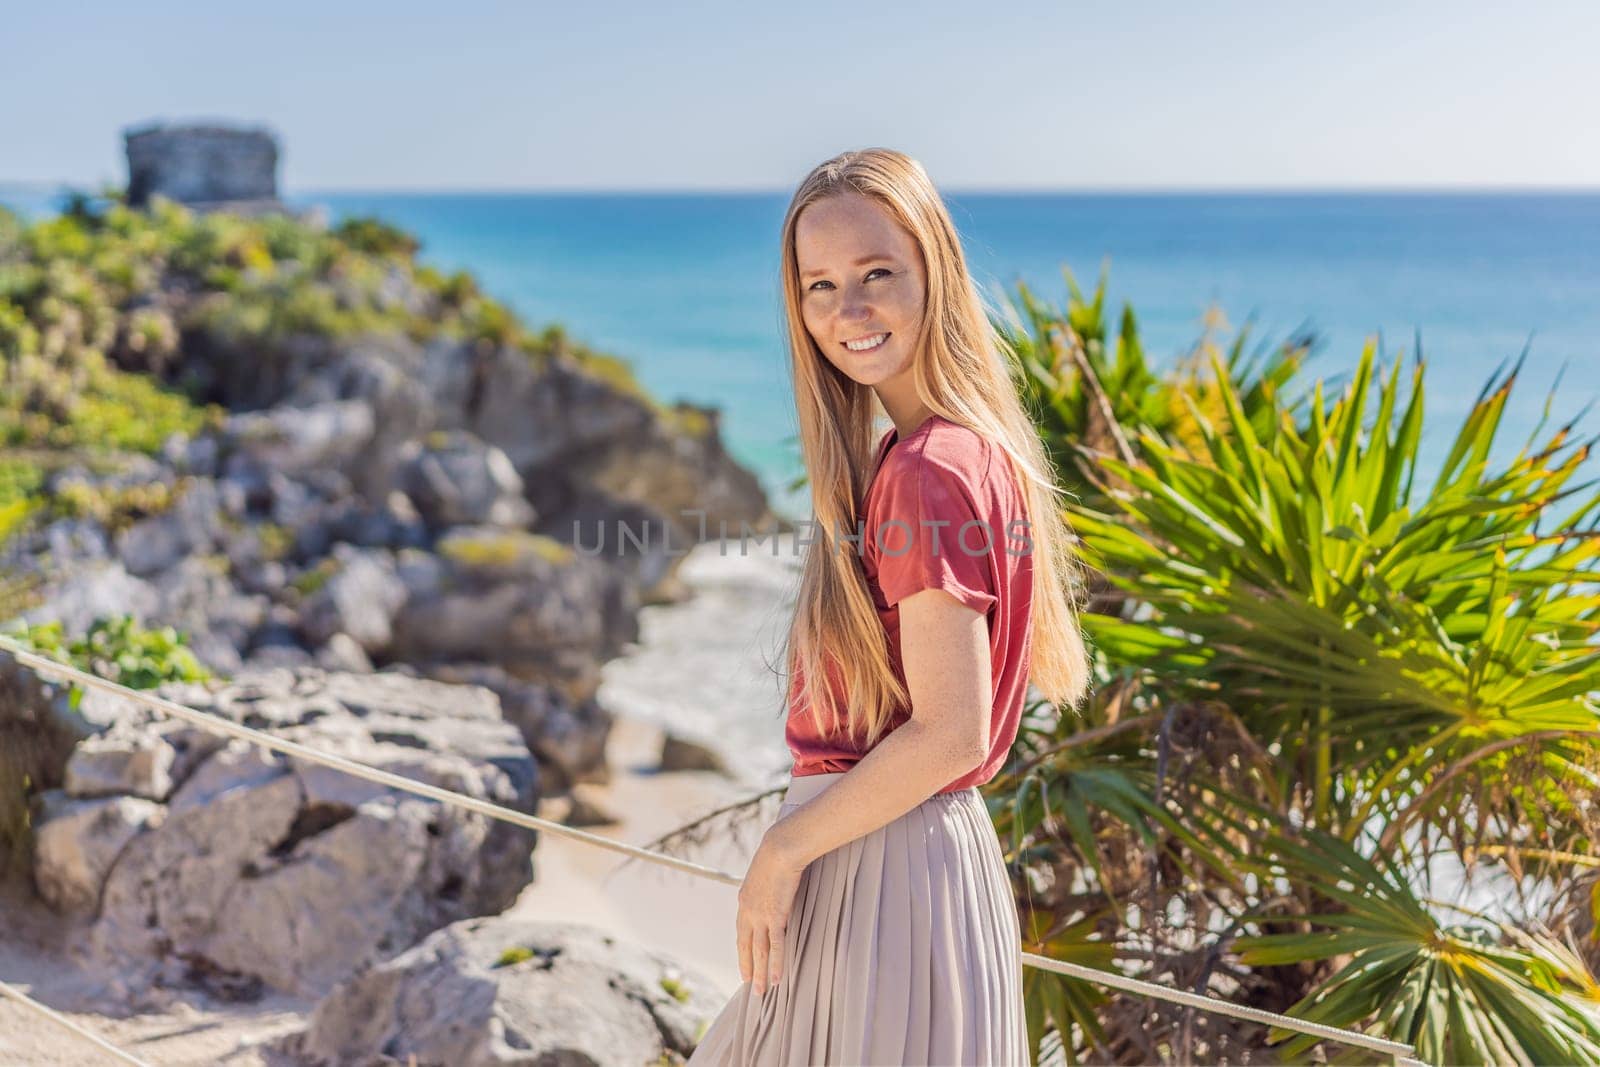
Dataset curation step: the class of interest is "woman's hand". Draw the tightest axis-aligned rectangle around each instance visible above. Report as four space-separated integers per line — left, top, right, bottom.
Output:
736 826 808 997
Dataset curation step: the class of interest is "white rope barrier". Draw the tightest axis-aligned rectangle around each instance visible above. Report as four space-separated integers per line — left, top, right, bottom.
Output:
0 978 154 1066
0 637 1421 1065
1017 956 1422 1064
0 639 741 887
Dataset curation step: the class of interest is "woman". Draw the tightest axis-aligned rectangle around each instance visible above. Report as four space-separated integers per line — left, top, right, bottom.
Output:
687 148 1090 1066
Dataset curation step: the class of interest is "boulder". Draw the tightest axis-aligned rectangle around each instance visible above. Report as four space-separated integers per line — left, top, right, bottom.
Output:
316 632 375 673
0 652 156 882
426 662 612 795
563 400 778 551
278 916 728 1067
294 335 440 502
232 556 290 598
37 516 112 571
393 526 637 702
113 477 225 577
15 561 159 637
219 399 376 479
31 791 165 914
150 552 269 674
417 344 776 548
161 426 221 478
297 544 409 654
19 666 543 1000
544 490 694 603
63 729 177 800
0 648 86 778
659 733 732 776
316 489 430 553
396 430 535 531
243 643 316 670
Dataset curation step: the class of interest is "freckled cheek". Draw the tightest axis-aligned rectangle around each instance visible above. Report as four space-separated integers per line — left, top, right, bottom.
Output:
886 289 922 333
800 305 826 347
800 306 836 365
802 294 843 332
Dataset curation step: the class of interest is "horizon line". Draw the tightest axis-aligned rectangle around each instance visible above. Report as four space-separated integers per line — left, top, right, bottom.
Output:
3 179 1600 198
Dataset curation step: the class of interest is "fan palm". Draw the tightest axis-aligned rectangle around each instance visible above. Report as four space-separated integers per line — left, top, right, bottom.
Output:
989 265 1600 1064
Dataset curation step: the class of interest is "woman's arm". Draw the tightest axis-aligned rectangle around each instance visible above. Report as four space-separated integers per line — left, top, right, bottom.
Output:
735 583 994 994
768 585 993 867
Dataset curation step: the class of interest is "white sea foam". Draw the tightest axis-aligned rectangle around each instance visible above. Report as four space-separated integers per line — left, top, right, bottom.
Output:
597 532 807 790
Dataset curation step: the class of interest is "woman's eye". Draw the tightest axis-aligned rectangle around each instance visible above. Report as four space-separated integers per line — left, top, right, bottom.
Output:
808 268 890 292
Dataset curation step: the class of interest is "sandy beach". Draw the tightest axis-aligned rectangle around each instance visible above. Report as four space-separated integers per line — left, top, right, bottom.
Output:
0 536 804 1065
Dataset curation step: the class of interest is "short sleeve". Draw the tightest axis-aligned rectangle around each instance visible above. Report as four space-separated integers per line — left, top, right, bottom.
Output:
872 451 999 616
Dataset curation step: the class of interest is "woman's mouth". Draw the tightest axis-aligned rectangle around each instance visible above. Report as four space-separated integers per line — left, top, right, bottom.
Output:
843 332 889 353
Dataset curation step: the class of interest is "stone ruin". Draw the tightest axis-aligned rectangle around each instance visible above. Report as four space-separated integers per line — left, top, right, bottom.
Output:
123 120 283 213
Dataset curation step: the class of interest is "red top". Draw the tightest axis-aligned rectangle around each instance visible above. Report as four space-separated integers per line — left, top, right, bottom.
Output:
784 414 1036 794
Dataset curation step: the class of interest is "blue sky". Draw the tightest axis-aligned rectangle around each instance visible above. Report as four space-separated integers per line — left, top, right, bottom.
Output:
3 1 1596 191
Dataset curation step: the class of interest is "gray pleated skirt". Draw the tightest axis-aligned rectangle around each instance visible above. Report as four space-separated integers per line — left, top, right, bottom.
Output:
686 771 1031 1066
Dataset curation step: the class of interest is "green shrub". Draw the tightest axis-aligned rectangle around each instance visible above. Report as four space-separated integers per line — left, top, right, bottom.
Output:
332 216 420 258
439 529 575 570
49 474 177 534
0 614 211 877
2 187 683 469
5 614 211 698
290 558 337 597
983 264 1600 1066
0 458 44 509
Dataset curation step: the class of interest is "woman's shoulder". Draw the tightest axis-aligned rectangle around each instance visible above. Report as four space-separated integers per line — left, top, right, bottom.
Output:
885 415 993 486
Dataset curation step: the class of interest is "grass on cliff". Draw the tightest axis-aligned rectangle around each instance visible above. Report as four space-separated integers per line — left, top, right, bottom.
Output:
0 614 211 877
1 191 669 433
0 190 707 524
0 191 714 882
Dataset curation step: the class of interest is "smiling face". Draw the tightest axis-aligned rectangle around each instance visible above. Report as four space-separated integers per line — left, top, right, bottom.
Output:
794 190 928 407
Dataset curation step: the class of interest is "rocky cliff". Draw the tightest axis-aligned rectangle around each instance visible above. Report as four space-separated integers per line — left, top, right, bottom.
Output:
0 191 779 1030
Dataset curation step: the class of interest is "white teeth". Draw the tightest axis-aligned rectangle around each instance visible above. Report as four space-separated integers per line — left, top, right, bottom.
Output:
845 333 887 352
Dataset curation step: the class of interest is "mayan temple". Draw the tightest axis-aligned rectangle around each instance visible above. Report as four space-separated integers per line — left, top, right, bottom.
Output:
122 120 284 213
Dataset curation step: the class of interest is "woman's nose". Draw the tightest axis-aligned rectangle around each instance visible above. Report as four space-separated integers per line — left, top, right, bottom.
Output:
840 289 871 321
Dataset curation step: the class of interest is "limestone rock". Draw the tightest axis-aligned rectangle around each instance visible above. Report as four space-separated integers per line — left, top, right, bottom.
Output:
316 632 375 673
396 430 536 531
548 491 695 602
221 399 377 480
31 791 166 913
43 667 544 1000
113 477 225 577
279 916 728 1067
243 643 316 671
393 526 637 700
425 662 612 795
37 516 112 570
15 561 159 637
659 733 731 775
298 545 408 653
0 651 156 883
64 729 177 800
150 553 269 674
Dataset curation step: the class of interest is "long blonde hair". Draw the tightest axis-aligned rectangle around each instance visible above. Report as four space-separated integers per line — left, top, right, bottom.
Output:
780 147 1091 751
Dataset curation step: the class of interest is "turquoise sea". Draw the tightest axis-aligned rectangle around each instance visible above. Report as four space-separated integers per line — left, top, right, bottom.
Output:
6 186 1599 521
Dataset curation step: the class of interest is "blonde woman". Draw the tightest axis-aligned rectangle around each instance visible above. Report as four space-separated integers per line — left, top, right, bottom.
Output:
687 148 1090 1066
